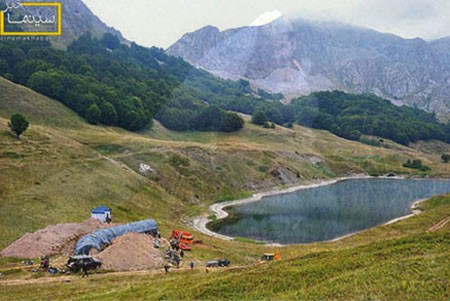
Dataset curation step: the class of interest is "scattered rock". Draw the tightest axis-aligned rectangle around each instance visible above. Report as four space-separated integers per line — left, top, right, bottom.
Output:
139 163 155 174
304 155 325 165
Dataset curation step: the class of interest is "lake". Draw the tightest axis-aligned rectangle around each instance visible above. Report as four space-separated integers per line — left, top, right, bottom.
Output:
208 178 450 244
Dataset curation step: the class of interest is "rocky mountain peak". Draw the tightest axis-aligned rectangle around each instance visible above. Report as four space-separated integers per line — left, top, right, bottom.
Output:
167 17 450 114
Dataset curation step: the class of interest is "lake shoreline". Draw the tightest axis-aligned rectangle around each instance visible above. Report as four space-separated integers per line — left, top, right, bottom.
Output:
191 176 440 245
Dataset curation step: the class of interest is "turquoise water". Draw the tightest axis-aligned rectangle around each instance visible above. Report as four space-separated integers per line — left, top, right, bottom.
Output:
209 179 450 244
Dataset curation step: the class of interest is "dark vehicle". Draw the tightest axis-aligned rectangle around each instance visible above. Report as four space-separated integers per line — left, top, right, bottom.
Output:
206 259 230 268
66 256 101 274
261 253 275 261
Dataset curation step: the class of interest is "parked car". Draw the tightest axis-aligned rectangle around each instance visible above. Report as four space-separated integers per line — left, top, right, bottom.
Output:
261 253 275 261
206 259 230 268
66 255 101 273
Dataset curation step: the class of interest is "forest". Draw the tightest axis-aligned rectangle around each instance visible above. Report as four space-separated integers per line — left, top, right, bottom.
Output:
0 33 274 132
251 91 450 145
2 33 449 143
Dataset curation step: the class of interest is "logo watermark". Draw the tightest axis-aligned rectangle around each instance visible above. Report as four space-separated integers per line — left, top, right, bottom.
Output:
0 0 62 36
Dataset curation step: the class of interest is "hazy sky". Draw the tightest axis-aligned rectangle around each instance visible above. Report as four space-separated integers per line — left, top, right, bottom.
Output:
82 0 450 49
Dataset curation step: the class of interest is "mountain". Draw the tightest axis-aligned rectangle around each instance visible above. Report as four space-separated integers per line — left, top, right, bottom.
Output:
9 0 126 46
167 17 450 114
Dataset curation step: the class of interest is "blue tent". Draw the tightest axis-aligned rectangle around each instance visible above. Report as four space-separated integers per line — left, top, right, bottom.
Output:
74 219 158 255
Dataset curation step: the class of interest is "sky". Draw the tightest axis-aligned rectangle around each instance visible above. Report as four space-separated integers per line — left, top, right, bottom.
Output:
82 0 450 49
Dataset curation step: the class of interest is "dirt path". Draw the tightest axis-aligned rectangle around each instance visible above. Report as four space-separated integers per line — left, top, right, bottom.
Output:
0 268 177 286
428 216 450 232
0 265 246 286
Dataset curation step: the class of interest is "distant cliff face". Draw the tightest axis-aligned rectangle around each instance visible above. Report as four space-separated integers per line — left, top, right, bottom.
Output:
167 18 450 114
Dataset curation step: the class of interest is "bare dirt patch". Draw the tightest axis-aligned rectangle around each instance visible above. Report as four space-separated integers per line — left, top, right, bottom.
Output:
95 232 163 271
1 219 111 258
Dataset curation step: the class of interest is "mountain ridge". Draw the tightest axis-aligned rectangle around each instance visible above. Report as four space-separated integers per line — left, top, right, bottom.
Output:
12 0 127 46
167 17 450 114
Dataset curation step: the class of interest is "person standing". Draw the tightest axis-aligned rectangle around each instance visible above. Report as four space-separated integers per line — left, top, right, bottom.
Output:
189 261 194 270
164 263 171 273
40 256 49 271
81 265 89 278
105 213 112 224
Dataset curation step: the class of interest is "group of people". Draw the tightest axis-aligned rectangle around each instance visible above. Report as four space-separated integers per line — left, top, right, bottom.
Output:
169 238 180 251
163 258 195 273
163 239 194 273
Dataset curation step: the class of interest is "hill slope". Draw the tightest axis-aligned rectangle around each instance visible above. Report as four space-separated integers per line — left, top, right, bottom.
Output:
0 33 272 132
167 17 450 114
1 77 449 251
0 77 84 128
1 195 449 300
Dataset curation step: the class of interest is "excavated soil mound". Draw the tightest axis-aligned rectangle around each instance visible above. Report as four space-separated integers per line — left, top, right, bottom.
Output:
95 232 163 271
1 219 111 258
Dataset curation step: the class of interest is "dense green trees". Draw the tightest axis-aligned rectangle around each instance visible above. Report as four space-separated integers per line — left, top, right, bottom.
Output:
100 33 121 50
0 33 268 133
222 112 245 133
251 90 450 145
159 108 192 131
251 109 268 125
257 89 284 101
86 104 101 124
157 105 244 132
3 34 448 140
8 113 29 140
403 159 431 172
251 104 284 126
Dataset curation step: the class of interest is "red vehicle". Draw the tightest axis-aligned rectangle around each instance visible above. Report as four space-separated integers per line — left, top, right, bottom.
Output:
170 230 194 245
179 243 192 251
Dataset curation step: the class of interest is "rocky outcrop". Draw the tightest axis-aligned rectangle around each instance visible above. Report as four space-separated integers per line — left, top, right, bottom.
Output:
167 17 450 114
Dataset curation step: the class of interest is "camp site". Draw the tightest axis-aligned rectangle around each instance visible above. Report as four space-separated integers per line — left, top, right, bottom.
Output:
0 205 241 276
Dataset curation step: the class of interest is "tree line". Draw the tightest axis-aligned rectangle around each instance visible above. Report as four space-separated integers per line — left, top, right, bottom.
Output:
0 33 281 132
251 90 450 145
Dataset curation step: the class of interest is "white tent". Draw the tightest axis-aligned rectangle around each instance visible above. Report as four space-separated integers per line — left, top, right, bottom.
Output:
91 206 112 223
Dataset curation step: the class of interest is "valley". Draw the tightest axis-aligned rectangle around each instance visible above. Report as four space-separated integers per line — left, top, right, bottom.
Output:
0 76 449 299
1 1 449 299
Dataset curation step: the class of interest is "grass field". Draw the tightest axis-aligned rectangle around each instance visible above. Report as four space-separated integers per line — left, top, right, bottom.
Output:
0 195 448 300
0 77 449 300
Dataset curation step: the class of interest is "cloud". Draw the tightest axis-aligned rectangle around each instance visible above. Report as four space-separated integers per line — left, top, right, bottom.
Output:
250 10 282 26
346 0 450 39
82 0 450 48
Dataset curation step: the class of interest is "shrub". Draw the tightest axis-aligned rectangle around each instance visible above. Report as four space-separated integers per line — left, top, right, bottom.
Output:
8 113 29 140
403 159 431 172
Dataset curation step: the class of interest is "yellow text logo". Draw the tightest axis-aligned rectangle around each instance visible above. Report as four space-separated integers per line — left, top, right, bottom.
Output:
0 2 62 36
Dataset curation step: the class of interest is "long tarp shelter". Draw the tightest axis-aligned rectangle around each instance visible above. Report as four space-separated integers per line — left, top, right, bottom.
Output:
74 219 158 255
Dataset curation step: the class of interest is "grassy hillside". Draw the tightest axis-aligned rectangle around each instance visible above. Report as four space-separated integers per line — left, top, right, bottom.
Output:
0 77 85 129
1 195 448 300
1 76 449 249
0 78 449 299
